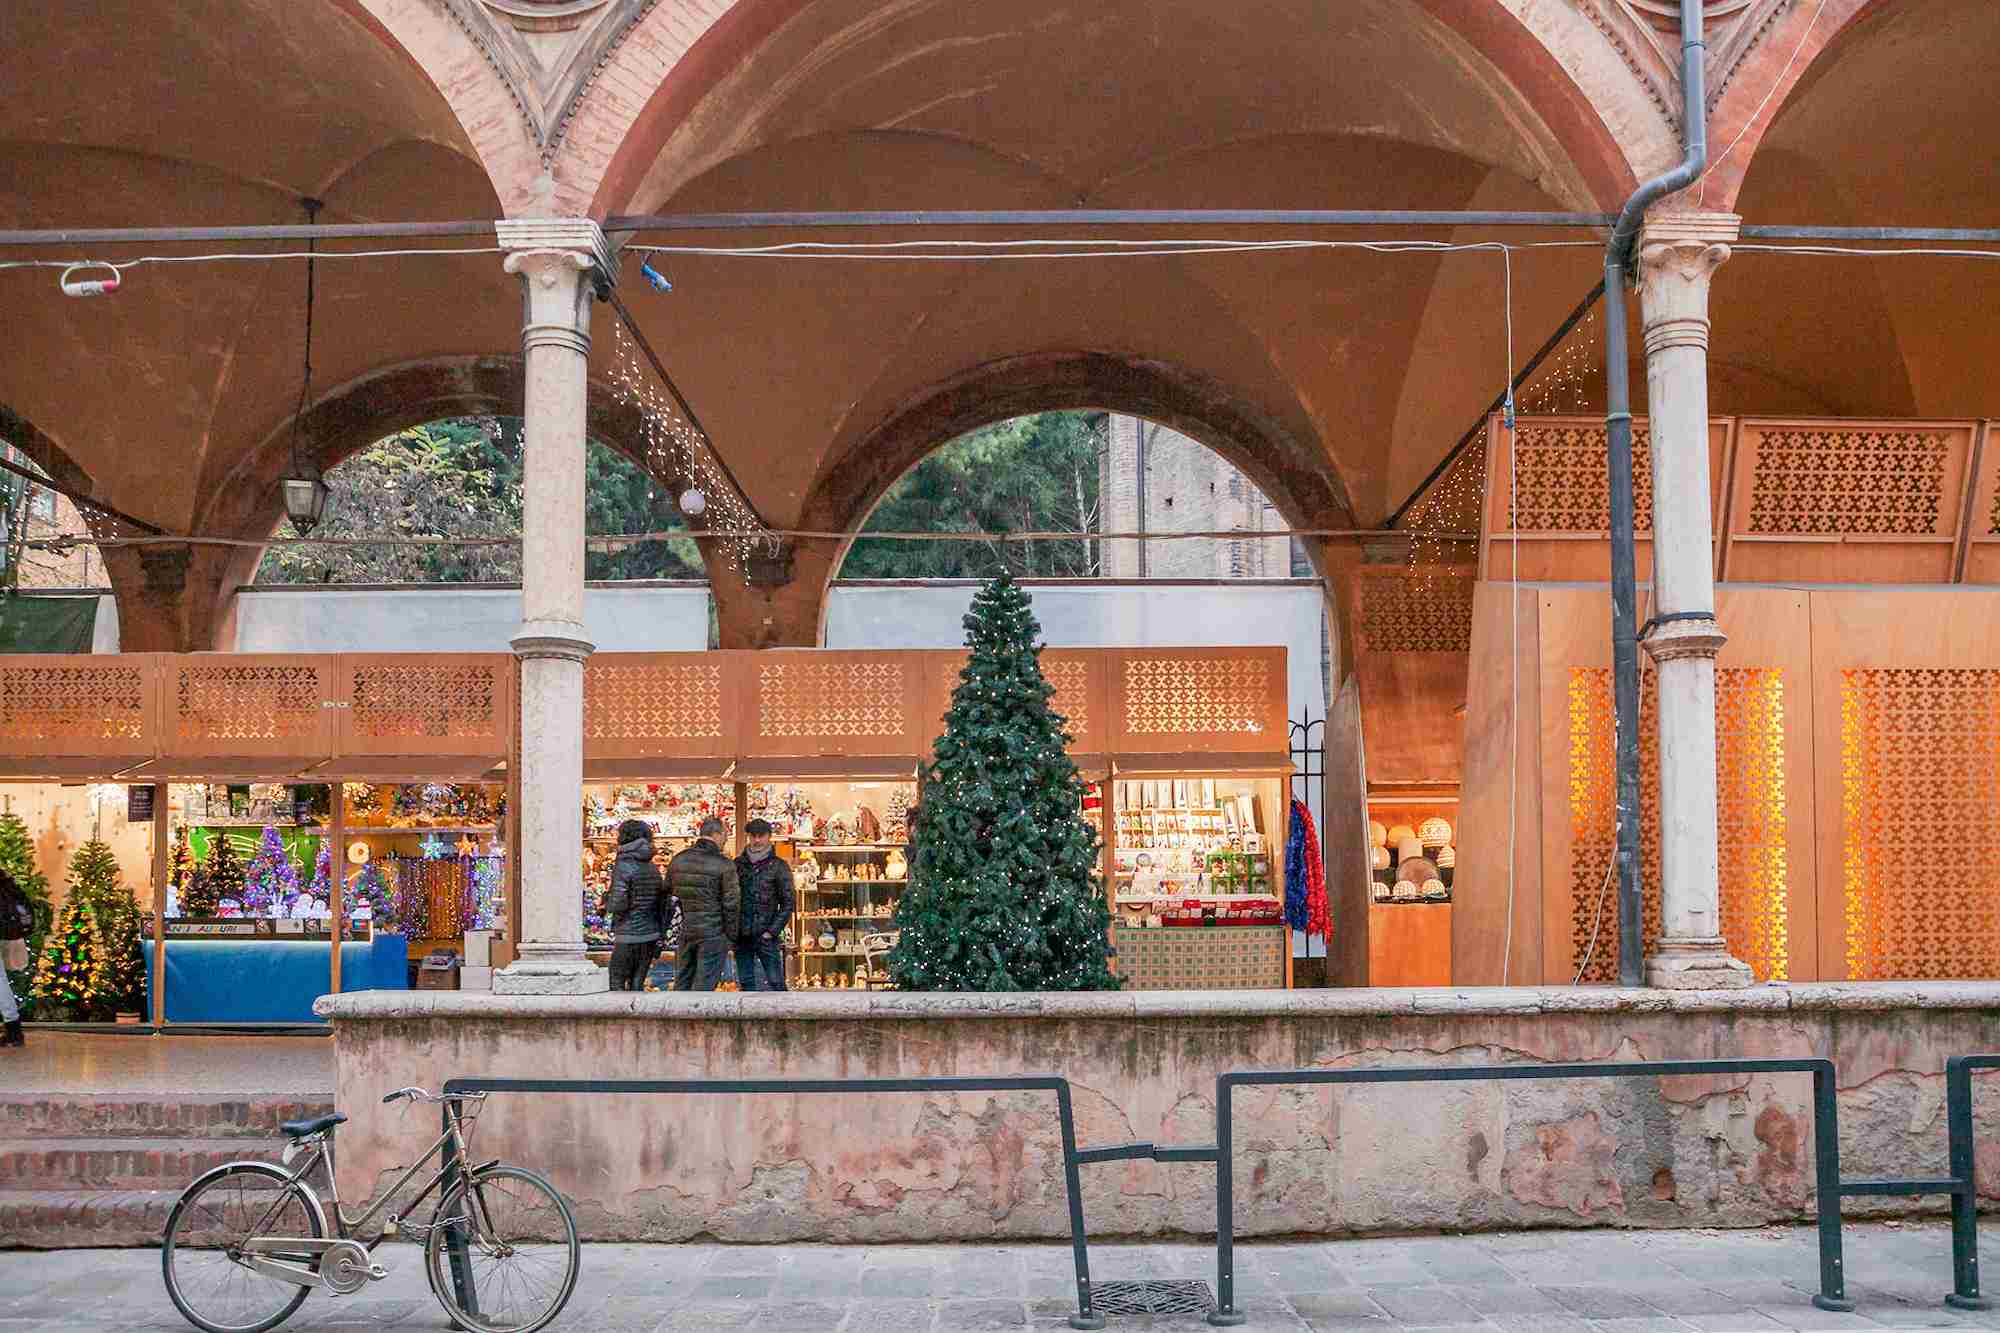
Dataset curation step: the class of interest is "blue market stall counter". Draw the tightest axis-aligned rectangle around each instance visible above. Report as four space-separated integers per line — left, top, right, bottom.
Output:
143 925 409 1024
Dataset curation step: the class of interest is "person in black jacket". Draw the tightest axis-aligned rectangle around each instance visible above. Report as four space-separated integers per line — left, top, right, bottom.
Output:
733 818 795 992
667 818 739 991
604 820 667 991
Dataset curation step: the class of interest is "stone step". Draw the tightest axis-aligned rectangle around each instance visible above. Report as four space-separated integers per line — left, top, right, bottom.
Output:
0 1137 292 1191
0 1094 334 1139
0 1188 179 1249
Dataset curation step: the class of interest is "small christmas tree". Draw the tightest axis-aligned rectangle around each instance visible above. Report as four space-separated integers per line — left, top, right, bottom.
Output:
0 812 52 1019
242 825 298 917
32 895 108 1021
167 826 196 917
888 572 1116 992
63 840 145 1018
308 841 332 913
198 832 245 916
347 862 399 933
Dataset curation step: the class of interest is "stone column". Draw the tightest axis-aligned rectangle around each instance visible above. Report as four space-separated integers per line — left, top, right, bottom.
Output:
493 219 616 995
1636 212 1752 989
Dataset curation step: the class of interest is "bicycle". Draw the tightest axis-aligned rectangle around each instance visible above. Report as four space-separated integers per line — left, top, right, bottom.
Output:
160 1086 580 1333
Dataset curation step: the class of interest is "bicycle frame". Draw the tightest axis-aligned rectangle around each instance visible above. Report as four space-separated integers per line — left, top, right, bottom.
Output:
236 1100 489 1287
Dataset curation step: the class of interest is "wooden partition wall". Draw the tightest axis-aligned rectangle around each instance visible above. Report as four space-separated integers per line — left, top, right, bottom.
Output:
1455 584 2000 985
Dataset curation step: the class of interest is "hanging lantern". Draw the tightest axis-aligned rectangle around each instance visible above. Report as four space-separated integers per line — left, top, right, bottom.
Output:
281 472 332 535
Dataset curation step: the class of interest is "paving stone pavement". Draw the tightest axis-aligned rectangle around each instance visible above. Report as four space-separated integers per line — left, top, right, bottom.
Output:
3 1221 1998 1331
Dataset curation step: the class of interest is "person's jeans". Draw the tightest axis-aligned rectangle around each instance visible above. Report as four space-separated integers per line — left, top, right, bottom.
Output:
607 941 657 991
0 965 19 1023
733 934 787 992
671 938 728 991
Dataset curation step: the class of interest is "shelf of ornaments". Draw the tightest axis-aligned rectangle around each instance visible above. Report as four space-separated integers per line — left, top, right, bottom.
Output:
793 843 908 853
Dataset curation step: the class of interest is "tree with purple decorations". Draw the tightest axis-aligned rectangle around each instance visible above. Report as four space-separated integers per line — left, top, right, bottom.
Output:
241 825 298 918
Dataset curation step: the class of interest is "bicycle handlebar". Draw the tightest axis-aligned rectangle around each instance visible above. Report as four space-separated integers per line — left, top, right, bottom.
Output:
381 1087 486 1105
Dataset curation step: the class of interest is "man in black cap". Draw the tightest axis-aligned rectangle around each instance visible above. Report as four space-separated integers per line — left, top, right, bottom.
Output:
734 818 795 991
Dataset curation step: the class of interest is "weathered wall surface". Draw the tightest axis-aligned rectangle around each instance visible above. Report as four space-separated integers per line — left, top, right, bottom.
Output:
318 986 2000 1243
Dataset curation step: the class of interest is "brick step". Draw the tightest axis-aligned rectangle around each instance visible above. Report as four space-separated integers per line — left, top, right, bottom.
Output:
0 1188 179 1249
0 1137 291 1191
0 1094 333 1139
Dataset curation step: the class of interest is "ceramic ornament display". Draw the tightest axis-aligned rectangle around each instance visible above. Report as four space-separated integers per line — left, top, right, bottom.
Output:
1419 817 1453 850
1368 821 1387 848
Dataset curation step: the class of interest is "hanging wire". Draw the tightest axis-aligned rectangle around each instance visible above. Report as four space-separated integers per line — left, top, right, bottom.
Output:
284 200 322 484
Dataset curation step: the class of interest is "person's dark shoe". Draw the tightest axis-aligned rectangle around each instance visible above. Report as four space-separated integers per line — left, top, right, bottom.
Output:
1 1020 22 1047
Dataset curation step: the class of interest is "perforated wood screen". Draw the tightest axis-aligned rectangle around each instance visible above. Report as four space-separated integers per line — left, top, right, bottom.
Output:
1528 587 1816 985
583 651 739 774
1111 648 1287 756
1964 423 2000 586
743 650 924 759
338 654 511 758
164 655 335 767
0 654 157 773
1480 416 1730 583
1727 420 1977 583
1352 567 1473 787
932 647 1107 763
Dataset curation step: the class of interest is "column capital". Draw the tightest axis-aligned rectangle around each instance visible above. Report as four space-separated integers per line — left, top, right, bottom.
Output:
1637 212 1739 355
1640 615 1727 664
495 217 619 285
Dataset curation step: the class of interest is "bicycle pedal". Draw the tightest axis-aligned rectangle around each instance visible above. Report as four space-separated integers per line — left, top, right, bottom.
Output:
367 1265 390 1282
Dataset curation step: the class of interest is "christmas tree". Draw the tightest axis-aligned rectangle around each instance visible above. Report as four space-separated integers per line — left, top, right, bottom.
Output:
197 832 245 916
0 812 52 1019
242 825 298 917
167 826 196 917
347 862 399 933
308 841 333 913
888 572 1116 992
32 895 107 1021
64 842 146 1017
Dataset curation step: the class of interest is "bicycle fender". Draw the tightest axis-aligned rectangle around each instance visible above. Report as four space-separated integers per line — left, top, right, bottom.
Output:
173 1160 330 1238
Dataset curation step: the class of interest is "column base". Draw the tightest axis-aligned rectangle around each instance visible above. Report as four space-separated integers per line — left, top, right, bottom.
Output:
493 951 608 995
1645 938 1755 990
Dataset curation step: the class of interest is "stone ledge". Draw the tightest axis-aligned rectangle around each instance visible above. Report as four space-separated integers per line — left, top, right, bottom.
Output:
313 980 2000 1023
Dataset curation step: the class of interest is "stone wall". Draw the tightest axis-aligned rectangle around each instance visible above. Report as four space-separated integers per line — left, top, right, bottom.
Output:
316 985 2000 1243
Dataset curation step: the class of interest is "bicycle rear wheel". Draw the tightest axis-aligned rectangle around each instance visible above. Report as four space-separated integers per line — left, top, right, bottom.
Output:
162 1162 324 1333
425 1163 580 1333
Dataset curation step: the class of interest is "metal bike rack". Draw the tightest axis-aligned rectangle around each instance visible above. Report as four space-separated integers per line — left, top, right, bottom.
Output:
1195 1059 1854 1325
1861 1053 2000 1312
437 1074 1111 1329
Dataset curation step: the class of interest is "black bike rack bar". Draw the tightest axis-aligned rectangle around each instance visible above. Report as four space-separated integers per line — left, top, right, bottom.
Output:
1207 1058 1851 1326
439 1073 1109 1329
1942 1055 2000 1311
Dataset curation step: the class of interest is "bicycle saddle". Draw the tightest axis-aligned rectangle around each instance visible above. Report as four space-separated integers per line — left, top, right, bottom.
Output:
280 1112 347 1138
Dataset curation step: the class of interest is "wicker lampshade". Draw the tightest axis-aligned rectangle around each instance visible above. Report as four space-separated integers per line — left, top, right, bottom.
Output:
1435 845 1456 869
1419 816 1453 849
1368 821 1387 848
1370 845 1391 870
1420 878 1448 899
1386 824 1416 847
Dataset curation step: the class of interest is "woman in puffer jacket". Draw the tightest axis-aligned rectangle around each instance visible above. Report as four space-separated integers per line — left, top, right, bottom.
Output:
605 819 667 991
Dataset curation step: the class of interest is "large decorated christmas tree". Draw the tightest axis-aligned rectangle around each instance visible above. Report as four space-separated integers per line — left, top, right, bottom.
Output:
67 840 145 1017
0 812 52 1019
197 832 245 916
242 825 298 917
888 572 1116 991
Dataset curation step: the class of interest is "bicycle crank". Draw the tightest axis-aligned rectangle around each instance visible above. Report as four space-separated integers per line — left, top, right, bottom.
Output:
239 1236 389 1294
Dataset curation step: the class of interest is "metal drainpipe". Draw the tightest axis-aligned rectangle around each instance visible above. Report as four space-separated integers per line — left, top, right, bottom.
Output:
1605 0 1707 987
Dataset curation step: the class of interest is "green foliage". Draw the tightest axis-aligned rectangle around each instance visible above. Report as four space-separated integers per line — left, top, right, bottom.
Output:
888 572 1116 992
841 412 1106 579
255 418 701 585
55 840 146 1018
0 812 51 1018
192 832 243 916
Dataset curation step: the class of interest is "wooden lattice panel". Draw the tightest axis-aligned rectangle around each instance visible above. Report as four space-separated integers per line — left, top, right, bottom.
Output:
0 656 154 754
168 656 331 757
584 654 730 758
748 652 916 754
1742 428 1955 536
1112 925 1286 989
1564 666 1792 983
1114 649 1284 752
1358 568 1474 652
341 656 509 753
1505 420 1657 534
1838 668 2000 980
935 649 1101 754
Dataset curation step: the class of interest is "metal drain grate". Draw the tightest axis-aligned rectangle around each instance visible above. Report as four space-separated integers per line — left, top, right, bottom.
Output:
1092 1279 1217 1316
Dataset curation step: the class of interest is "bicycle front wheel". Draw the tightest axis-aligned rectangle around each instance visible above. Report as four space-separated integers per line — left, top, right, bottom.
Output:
425 1163 580 1333
162 1162 324 1333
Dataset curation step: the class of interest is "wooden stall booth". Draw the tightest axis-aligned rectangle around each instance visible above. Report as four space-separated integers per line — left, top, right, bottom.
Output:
1453 414 2000 986
0 652 512 1024
582 644 1295 992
